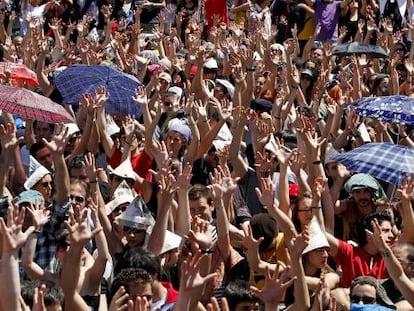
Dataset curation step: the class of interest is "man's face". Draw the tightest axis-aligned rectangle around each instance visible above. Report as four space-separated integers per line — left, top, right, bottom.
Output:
352 188 374 215
164 94 180 114
378 220 395 246
392 244 414 277
126 281 152 308
189 197 213 222
34 122 52 141
35 147 53 171
70 183 87 210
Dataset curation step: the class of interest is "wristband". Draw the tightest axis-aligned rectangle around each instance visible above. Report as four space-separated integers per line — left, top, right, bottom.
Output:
312 160 322 165
381 249 391 258
312 206 322 209
246 68 255 72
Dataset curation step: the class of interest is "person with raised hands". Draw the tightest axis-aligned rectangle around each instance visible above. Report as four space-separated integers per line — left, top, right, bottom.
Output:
173 248 219 311
59 208 103 311
22 190 110 311
0 204 35 311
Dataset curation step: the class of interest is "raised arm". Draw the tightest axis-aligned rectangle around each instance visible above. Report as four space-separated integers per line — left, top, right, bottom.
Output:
61 210 102 311
22 202 58 283
0 205 35 311
43 124 70 203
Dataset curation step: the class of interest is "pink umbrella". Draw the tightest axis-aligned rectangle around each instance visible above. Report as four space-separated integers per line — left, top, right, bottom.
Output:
0 85 74 123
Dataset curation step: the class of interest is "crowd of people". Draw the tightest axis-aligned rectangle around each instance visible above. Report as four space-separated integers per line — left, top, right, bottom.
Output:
0 0 414 310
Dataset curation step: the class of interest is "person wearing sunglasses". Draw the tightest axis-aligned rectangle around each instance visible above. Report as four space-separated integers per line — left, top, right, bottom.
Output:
348 276 396 311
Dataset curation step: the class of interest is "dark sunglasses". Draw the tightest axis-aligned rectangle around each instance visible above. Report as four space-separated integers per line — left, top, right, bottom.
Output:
351 295 376 304
70 194 85 203
123 226 146 235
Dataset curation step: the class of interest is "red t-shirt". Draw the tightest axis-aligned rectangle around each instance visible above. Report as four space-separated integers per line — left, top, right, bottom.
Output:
334 240 388 288
108 148 153 180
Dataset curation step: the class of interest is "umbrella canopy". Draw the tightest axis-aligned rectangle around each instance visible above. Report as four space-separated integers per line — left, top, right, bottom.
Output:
0 85 74 123
54 65 142 117
0 62 39 87
332 42 388 58
349 95 414 125
334 143 414 185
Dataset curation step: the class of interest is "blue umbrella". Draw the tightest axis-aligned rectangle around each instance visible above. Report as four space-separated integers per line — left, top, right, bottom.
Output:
54 65 142 117
334 143 414 185
349 95 414 125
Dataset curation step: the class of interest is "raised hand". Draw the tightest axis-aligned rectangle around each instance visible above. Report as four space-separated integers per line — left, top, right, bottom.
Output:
84 152 97 182
64 209 102 247
312 176 328 200
251 265 295 306
26 201 50 229
158 173 177 203
397 175 414 203
287 226 309 260
0 204 35 253
32 284 47 311
42 124 70 155
255 177 276 208
209 166 239 200
0 122 19 152
95 86 109 108
108 286 129 311
239 223 263 251
175 162 192 191
132 86 148 108
179 249 218 294
187 216 213 251
207 297 230 311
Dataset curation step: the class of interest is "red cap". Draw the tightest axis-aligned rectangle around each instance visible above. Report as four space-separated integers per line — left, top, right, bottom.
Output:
289 183 300 197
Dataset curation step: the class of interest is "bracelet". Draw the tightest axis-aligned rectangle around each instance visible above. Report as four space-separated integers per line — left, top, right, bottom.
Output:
33 229 41 234
312 206 322 209
291 85 299 89
274 116 281 119
201 247 215 254
246 68 255 72
312 160 322 165
90 180 98 184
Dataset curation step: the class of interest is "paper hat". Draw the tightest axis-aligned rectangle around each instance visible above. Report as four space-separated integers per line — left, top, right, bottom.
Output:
106 180 135 215
302 218 330 255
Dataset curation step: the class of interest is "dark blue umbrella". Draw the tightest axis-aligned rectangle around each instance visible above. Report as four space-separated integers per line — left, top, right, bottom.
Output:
54 65 142 117
332 42 388 58
349 95 414 125
334 143 414 185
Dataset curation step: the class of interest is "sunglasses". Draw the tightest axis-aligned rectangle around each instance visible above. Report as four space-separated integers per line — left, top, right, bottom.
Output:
350 295 376 304
123 226 146 235
70 194 85 203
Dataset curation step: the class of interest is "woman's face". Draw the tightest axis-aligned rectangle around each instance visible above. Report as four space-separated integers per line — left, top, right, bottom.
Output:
123 226 146 247
296 197 313 226
33 174 53 204
306 247 329 269
165 131 185 157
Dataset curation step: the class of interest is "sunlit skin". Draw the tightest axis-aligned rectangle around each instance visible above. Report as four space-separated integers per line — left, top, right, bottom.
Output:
165 131 186 159
123 227 146 248
352 188 374 216
34 146 54 171
189 197 213 223
306 247 329 270
351 284 376 305
33 174 53 204
126 282 152 310
297 197 313 228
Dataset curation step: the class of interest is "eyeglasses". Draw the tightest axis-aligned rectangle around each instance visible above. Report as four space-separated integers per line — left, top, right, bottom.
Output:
70 194 85 203
395 48 404 52
350 295 376 304
41 181 53 188
123 226 146 235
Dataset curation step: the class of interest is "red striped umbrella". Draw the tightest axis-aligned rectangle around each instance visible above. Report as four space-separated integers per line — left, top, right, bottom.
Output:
0 85 74 123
